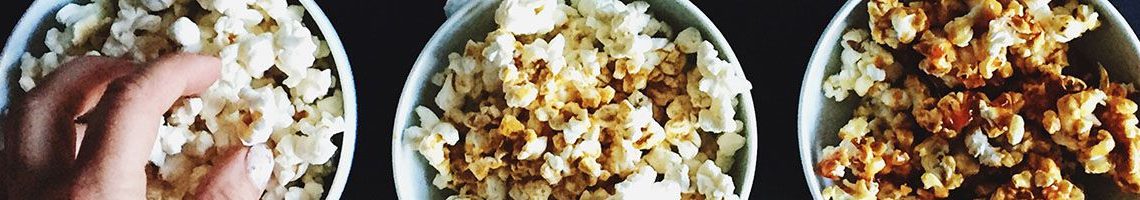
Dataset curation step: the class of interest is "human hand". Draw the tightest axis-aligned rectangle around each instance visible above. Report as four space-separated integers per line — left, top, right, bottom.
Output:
1 53 264 199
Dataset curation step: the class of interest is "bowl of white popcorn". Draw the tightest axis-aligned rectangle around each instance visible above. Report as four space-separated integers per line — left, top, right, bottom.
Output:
800 0 1140 199
0 0 357 199
393 0 757 199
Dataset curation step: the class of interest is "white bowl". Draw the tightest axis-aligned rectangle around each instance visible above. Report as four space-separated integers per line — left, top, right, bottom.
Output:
0 0 358 199
798 0 1140 199
392 0 757 199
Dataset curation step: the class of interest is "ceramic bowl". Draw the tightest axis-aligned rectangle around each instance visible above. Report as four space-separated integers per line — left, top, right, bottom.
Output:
798 0 1140 199
0 0 358 199
393 0 757 199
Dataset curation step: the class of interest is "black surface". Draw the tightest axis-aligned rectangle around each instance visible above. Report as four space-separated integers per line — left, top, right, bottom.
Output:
1 0 1140 199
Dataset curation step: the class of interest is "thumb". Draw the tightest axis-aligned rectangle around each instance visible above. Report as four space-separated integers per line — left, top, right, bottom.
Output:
195 145 273 200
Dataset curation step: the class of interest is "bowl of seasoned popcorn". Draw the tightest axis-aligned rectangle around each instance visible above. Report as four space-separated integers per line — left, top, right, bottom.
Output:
799 0 1140 199
393 0 757 199
0 0 357 199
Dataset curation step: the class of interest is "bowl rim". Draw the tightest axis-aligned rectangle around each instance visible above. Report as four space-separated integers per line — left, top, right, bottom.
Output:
0 0 359 199
796 1 863 199
390 0 484 199
796 0 1140 199
391 0 757 199
295 0 359 199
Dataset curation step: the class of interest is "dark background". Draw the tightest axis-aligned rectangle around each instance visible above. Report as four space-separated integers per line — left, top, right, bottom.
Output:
2 0 1140 199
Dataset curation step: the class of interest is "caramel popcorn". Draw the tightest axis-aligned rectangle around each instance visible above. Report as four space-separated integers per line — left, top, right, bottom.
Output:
990 155 1085 199
822 29 901 101
817 0 1140 199
406 0 752 199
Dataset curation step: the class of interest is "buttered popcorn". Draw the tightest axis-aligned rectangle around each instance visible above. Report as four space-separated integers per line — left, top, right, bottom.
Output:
817 0 1140 199
17 0 346 199
404 0 752 199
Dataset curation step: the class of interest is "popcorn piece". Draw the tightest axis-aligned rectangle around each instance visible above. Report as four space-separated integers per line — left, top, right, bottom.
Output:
197 0 253 13
715 132 745 171
990 155 1086 199
610 166 682 200
56 1 109 50
169 17 202 51
275 20 319 87
236 86 294 145
494 0 566 35
238 33 276 78
820 179 879 200
822 29 897 101
508 180 553 200
141 0 174 11
675 27 703 53
103 2 162 58
518 133 548 160
697 161 739 200
293 68 335 103
247 144 274 190
867 0 928 48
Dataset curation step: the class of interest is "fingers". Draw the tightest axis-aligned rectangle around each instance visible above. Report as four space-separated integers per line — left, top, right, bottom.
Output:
195 146 267 200
4 56 135 197
70 53 220 198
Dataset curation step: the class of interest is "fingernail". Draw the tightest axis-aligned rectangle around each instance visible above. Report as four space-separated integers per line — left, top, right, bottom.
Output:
246 144 274 191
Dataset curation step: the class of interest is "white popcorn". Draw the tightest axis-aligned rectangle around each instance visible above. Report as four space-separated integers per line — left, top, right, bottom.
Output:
518 135 548 160
168 98 204 126
213 16 251 44
292 68 334 103
247 144 275 190
158 125 190 155
406 106 460 172
494 0 566 35
889 11 919 44
504 83 539 107
293 123 340 165
561 115 590 144
56 1 108 48
644 146 682 173
283 183 323 200
236 86 294 145
169 17 203 51
45 28 69 54
184 131 214 157
822 29 890 101
316 91 345 116
715 132 745 172
141 0 174 11
224 7 265 26
964 129 1003 166
675 27 703 53
159 154 192 182
238 33 276 78
608 139 641 174
520 34 567 73
18 53 41 91
540 152 570 184
610 165 682 200
103 2 161 58
694 41 752 133
149 133 167 166
275 20 318 87
197 0 253 13
697 161 739 200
